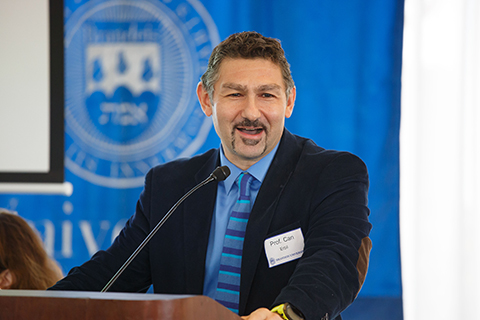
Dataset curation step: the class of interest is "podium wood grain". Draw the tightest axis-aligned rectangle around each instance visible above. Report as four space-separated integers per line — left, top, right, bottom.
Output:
0 290 241 320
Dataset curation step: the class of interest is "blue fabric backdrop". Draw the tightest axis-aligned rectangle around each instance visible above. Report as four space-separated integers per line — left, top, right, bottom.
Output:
0 1 403 318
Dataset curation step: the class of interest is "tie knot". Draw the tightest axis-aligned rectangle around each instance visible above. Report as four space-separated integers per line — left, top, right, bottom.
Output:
238 172 253 198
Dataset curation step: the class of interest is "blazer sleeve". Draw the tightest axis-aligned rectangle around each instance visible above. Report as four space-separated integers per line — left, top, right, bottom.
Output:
272 152 372 320
48 170 155 292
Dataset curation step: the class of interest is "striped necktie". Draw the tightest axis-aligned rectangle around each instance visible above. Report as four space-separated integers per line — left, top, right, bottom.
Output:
215 172 254 314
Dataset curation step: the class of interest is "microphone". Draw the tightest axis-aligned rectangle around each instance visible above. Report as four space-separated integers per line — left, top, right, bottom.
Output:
101 165 231 292
210 165 230 181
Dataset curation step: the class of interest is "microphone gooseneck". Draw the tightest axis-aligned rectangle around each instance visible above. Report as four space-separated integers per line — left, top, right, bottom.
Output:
101 165 230 292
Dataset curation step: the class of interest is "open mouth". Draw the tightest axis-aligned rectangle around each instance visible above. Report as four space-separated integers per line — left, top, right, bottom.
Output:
237 127 264 135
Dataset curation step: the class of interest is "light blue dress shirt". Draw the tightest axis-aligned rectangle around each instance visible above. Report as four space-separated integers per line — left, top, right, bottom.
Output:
202 143 280 298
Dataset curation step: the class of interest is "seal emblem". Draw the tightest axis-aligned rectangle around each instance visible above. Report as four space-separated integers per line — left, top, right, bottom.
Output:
64 0 219 188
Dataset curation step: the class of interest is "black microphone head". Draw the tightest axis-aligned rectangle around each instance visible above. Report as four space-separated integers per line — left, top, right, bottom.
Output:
211 166 230 181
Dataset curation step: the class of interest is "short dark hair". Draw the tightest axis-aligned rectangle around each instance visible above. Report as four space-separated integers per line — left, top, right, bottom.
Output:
201 31 295 98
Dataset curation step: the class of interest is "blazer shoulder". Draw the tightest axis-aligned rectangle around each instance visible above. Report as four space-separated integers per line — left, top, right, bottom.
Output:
285 132 368 179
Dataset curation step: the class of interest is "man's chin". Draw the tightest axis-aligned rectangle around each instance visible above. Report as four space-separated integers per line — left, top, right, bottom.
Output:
233 142 268 161
241 137 262 147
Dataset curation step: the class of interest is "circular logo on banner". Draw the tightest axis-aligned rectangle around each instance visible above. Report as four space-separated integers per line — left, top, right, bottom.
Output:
64 0 219 188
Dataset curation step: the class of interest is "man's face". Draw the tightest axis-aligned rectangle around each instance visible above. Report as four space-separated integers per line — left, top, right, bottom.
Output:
197 58 296 170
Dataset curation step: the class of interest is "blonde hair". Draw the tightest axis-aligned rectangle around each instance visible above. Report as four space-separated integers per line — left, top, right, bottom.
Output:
0 209 63 289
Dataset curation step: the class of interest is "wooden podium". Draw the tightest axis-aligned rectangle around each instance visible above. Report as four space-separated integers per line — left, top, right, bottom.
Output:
0 290 241 320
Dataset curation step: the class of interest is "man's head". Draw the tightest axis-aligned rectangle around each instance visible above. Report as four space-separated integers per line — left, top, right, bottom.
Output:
197 31 296 170
201 31 295 100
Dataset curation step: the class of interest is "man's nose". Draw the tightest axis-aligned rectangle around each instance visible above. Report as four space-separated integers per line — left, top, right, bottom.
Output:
242 96 261 120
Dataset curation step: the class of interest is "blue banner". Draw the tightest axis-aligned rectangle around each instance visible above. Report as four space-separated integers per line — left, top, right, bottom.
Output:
0 1 403 318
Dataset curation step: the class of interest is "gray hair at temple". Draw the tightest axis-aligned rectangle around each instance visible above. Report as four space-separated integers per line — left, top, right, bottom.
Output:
200 31 295 100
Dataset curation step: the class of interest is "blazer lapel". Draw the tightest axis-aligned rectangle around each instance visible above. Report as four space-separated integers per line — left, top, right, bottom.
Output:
239 130 303 313
183 150 220 294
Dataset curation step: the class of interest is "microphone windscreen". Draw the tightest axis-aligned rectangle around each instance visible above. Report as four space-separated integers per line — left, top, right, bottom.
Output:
212 166 230 181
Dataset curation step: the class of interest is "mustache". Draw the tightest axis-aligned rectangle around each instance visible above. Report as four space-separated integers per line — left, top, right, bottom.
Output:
234 118 266 130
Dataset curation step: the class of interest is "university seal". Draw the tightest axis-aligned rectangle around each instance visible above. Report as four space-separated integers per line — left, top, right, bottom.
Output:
64 0 219 188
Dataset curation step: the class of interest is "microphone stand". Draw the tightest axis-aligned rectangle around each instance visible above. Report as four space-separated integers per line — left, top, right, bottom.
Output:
101 166 230 292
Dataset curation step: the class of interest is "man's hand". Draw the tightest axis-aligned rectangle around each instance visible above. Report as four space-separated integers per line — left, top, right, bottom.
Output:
241 307 283 320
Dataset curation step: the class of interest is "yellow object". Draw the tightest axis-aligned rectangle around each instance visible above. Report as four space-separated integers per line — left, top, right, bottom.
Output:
271 304 289 320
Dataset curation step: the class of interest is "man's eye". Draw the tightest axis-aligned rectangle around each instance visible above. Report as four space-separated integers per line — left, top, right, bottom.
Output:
229 93 242 97
262 93 275 98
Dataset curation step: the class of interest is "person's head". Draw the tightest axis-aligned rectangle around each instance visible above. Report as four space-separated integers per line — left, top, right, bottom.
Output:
0 209 63 289
197 31 296 170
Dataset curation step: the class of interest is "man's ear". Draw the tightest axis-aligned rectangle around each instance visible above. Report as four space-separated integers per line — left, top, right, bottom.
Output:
0 269 14 289
285 86 296 118
196 82 213 117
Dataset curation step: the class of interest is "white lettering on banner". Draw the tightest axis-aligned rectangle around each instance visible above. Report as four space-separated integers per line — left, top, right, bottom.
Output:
134 161 151 175
98 102 149 126
62 221 73 258
31 218 128 259
79 221 111 256
264 228 304 268
120 163 135 178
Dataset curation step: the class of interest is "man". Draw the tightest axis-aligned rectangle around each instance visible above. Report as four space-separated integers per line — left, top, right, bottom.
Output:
50 31 372 320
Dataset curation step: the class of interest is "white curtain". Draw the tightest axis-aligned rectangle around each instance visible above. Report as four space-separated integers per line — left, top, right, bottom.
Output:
401 0 480 319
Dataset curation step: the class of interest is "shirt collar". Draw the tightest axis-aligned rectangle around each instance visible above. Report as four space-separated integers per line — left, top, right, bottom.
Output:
220 142 280 194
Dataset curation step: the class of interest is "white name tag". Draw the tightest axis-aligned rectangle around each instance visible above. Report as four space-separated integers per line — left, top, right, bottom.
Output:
264 228 304 268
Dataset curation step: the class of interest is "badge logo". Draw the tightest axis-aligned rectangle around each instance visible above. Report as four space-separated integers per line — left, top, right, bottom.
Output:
270 257 276 266
64 0 219 188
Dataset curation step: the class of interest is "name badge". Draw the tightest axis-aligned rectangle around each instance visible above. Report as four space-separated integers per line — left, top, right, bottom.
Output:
264 228 304 268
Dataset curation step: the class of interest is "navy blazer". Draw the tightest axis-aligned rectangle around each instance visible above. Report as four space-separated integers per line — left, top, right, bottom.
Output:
50 129 372 320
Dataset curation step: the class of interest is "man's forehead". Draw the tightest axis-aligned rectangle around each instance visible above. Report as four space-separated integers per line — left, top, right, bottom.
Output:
215 58 284 87
218 57 280 71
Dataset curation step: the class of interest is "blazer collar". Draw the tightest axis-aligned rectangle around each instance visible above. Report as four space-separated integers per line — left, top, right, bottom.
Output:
183 149 220 293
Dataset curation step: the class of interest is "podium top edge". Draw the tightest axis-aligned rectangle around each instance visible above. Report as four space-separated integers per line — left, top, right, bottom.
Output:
0 289 194 301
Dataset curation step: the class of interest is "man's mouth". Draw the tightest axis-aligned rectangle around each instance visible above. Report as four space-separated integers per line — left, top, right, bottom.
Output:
236 127 264 135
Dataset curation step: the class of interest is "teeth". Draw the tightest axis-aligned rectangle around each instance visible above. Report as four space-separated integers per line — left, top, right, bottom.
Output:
238 128 262 135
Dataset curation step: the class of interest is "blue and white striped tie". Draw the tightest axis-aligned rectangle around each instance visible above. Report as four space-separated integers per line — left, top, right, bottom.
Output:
215 172 254 314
